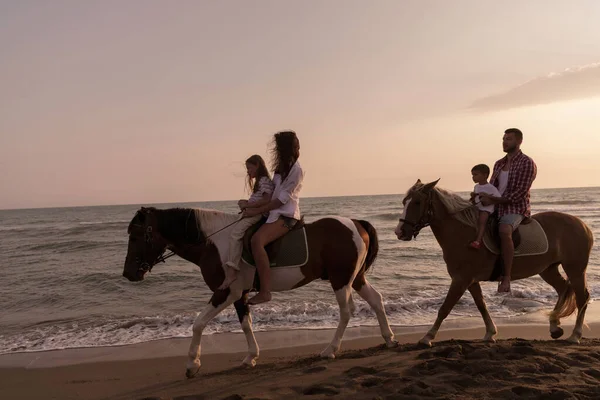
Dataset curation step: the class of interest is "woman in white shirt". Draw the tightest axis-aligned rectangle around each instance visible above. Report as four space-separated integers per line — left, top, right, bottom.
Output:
242 131 304 305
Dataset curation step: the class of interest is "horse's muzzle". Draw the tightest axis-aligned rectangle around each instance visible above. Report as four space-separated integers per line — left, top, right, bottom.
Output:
396 232 413 241
122 269 145 282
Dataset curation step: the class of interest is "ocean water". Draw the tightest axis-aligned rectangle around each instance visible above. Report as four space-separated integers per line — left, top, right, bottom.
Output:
1 187 598 354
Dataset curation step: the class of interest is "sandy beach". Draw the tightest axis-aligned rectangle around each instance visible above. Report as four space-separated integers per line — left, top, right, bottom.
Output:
2 303 600 400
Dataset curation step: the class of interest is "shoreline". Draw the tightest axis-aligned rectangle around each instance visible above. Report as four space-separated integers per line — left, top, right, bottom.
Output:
2 301 598 369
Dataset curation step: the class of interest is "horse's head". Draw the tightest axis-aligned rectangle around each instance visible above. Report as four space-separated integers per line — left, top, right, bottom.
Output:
123 207 168 281
394 178 439 241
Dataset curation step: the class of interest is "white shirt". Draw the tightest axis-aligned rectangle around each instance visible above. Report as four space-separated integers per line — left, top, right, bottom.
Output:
266 161 304 223
497 170 509 196
474 183 501 214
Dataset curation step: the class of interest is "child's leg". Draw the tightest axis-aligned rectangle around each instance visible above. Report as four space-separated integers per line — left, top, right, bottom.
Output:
476 211 489 242
218 215 261 290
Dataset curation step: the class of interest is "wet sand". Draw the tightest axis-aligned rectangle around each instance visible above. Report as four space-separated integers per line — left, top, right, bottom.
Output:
2 306 600 400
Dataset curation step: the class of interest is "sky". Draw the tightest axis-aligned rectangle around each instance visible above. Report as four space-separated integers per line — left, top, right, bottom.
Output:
1 0 600 209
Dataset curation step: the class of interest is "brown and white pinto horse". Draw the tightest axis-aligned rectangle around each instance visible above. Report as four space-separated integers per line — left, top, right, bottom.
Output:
123 207 397 378
395 179 593 347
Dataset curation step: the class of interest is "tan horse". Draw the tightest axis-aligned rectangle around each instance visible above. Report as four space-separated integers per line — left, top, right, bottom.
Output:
123 207 397 378
395 179 594 346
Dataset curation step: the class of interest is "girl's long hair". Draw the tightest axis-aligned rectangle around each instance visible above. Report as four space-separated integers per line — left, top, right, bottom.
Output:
246 154 270 194
270 131 300 180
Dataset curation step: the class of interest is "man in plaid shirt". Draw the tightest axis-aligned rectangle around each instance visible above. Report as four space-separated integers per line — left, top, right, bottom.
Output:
480 128 537 293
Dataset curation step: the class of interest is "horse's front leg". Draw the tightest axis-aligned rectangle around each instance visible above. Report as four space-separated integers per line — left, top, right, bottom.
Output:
420 278 470 347
468 282 497 342
186 289 241 378
234 291 260 367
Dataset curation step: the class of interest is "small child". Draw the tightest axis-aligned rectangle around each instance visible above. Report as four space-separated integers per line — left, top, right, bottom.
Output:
218 155 274 290
469 164 501 249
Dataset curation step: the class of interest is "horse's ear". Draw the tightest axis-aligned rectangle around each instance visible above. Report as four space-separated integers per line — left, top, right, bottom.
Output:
422 178 440 192
410 179 422 190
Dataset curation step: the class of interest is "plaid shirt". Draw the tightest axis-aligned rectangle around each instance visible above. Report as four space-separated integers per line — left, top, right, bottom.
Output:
490 150 537 217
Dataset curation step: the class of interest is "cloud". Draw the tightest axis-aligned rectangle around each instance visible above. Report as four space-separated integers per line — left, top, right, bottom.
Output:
470 62 600 111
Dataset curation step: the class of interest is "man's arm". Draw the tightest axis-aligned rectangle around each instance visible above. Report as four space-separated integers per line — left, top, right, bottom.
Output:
504 158 537 203
479 193 510 206
480 158 536 206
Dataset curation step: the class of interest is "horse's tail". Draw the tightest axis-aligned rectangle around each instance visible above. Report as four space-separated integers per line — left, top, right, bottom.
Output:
356 220 379 272
551 281 578 320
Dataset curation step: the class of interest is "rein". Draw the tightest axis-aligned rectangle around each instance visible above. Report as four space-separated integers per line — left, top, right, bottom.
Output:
157 215 243 263
400 192 481 239
136 211 244 273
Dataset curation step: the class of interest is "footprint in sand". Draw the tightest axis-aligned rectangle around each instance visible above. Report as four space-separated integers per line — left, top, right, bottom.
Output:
301 384 340 396
343 366 378 377
584 368 600 380
303 365 327 374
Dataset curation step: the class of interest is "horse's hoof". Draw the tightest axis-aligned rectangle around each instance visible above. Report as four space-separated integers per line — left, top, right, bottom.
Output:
241 357 257 368
185 367 200 379
550 327 564 339
386 339 399 348
566 335 581 344
483 332 497 343
418 338 432 348
320 349 336 359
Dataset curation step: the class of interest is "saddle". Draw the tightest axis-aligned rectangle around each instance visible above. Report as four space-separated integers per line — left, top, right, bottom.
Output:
241 217 310 291
241 217 309 268
483 214 549 281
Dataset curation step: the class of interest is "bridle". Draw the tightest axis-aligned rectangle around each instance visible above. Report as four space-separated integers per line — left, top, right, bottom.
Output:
398 191 434 239
133 225 171 275
399 189 480 239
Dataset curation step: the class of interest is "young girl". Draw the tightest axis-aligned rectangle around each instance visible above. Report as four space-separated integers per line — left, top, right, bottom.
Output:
218 155 274 290
242 131 304 305
469 163 501 249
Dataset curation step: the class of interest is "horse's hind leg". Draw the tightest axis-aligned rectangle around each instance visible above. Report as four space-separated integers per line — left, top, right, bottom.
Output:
186 289 241 378
539 264 568 339
468 282 497 342
320 285 352 359
234 291 259 367
420 278 470 347
564 272 590 344
353 276 397 347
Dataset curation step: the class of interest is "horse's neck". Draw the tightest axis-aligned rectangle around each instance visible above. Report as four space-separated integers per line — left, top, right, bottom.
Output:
170 241 225 292
193 209 239 259
163 208 236 291
194 209 239 237
429 195 470 249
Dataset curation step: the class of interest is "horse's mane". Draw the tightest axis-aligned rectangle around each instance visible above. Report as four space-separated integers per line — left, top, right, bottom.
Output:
433 187 479 228
192 208 240 237
155 208 202 244
144 207 238 244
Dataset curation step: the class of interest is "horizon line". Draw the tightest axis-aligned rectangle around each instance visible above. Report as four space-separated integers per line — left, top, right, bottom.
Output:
1 184 598 212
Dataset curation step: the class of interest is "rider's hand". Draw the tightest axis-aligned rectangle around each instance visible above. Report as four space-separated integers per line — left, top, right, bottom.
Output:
238 200 248 210
479 194 493 206
243 208 259 218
